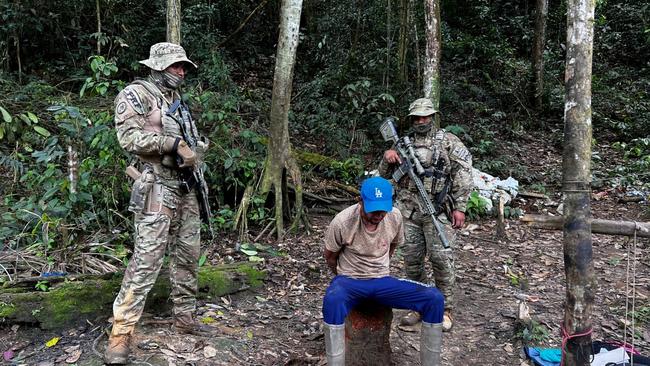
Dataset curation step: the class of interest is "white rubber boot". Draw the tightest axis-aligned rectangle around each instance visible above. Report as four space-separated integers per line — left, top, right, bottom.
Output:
324 323 345 366
421 321 442 366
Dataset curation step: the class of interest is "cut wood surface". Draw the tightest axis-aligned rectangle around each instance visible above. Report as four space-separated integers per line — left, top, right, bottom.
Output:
521 214 650 238
344 302 393 366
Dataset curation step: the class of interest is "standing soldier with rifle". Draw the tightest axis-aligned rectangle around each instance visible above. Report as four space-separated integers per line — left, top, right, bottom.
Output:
105 42 215 365
378 98 473 331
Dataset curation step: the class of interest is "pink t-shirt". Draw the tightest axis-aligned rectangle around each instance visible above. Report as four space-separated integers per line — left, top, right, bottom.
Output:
324 203 404 279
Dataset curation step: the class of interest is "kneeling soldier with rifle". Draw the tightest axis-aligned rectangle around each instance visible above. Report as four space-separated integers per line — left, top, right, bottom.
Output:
105 42 215 365
378 98 473 331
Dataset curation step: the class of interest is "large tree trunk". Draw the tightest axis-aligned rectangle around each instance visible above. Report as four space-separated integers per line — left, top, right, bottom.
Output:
531 0 548 111
423 0 442 128
260 0 304 241
0 263 264 330
562 0 596 364
397 0 410 84
167 0 182 44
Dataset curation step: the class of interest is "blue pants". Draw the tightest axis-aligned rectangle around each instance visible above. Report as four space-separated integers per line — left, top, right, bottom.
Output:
322 275 445 325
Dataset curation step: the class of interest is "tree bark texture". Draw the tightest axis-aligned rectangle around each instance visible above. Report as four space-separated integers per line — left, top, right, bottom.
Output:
397 0 410 84
423 0 442 128
522 215 650 238
167 0 182 44
96 0 102 54
532 0 548 111
0 264 264 330
344 302 393 366
261 0 304 240
562 0 596 364
384 0 392 90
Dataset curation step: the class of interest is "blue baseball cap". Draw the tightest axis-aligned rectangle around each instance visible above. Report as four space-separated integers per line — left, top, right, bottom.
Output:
360 177 393 213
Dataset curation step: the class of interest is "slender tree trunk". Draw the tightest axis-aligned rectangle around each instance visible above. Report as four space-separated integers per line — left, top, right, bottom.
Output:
384 0 392 90
412 0 422 93
260 0 304 241
532 0 548 111
96 0 102 54
562 0 596 364
15 35 21 84
167 0 182 44
397 0 409 84
423 0 441 128
349 0 364 66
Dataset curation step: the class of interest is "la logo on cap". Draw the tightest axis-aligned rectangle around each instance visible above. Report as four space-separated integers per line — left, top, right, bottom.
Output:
375 187 383 198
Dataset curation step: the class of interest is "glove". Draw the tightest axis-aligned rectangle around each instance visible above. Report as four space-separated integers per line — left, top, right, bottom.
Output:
162 137 196 168
177 141 196 168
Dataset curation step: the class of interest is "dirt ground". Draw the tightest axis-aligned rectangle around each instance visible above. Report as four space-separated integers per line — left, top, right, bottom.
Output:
1 136 649 366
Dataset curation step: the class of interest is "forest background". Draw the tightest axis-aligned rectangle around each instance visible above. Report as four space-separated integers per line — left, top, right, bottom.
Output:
0 0 648 279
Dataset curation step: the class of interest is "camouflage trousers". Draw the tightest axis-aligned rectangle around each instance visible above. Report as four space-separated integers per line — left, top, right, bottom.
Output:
399 206 456 310
111 182 201 336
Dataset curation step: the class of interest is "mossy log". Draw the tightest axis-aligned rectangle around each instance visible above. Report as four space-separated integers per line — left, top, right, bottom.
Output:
0 263 264 330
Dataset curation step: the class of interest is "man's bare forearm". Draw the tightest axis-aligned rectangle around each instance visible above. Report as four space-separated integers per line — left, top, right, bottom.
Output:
324 249 339 275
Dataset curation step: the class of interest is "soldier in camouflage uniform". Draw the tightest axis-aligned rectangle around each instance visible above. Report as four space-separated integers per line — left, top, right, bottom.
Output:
379 98 473 331
105 43 215 365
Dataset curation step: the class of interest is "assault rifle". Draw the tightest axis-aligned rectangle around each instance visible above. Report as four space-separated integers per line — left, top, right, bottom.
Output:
168 100 214 238
380 117 450 248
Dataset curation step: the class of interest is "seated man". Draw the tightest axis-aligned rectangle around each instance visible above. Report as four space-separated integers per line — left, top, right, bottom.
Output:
321 177 444 366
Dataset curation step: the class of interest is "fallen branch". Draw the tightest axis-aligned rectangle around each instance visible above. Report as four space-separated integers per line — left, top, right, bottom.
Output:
521 214 650 238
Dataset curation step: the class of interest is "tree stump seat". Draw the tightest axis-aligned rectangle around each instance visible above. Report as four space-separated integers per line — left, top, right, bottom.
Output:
344 301 393 366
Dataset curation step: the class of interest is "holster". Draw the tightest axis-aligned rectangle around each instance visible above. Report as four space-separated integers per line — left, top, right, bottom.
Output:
128 169 154 214
178 168 198 194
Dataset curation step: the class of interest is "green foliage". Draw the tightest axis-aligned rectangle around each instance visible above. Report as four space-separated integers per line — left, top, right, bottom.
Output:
518 319 551 344
0 105 49 142
239 242 286 263
527 183 548 195
323 157 364 185
35 281 49 292
504 206 523 219
632 306 650 324
465 191 489 220
80 56 122 97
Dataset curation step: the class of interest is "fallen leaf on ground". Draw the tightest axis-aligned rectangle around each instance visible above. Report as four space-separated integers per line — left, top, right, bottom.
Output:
66 349 82 363
204 346 217 358
45 337 60 347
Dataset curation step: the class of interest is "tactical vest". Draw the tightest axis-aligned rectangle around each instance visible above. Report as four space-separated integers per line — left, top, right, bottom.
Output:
130 79 186 181
409 129 452 200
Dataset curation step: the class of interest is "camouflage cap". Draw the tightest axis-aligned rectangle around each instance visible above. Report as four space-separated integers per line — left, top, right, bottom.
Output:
408 98 438 117
139 42 197 71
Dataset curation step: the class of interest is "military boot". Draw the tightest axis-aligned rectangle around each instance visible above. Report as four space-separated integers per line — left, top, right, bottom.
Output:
420 321 442 366
104 333 131 365
400 311 422 326
323 322 345 366
173 313 220 336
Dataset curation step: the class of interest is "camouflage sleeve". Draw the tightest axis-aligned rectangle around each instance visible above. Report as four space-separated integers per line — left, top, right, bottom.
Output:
377 143 397 178
114 85 167 155
445 133 473 212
